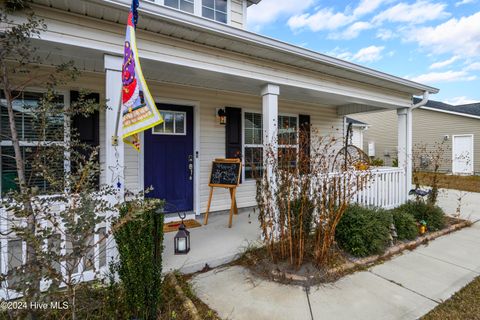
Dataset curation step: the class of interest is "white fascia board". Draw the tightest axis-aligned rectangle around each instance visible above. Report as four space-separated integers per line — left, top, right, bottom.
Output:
28 15 410 108
420 106 480 120
86 0 438 95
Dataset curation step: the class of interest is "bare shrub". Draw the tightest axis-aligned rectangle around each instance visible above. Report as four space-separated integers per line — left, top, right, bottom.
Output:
255 127 370 268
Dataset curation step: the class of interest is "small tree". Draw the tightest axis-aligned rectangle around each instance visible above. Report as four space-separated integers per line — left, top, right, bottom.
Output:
0 3 118 319
412 140 447 206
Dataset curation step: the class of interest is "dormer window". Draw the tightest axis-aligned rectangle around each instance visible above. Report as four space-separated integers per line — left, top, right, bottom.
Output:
202 0 227 23
152 0 231 25
164 0 194 13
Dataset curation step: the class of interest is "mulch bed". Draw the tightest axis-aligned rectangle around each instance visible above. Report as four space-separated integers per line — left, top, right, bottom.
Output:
236 217 472 286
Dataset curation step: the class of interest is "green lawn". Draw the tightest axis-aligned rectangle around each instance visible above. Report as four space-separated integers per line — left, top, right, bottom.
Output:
422 276 480 320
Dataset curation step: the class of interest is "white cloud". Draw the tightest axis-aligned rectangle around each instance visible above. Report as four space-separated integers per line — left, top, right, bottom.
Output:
327 46 385 63
247 0 314 30
444 96 479 105
329 21 373 40
353 0 386 16
288 0 386 33
466 62 480 71
407 70 477 83
376 28 395 40
407 12 480 58
288 8 353 32
429 56 459 69
455 0 475 6
372 1 449 25
352 46 385 62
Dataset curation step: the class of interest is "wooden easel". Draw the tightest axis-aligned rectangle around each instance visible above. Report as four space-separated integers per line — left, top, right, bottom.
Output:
203 158 241 228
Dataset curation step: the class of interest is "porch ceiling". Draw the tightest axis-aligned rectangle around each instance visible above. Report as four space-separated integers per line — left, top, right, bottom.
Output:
30 0 438 98
34 40 406 109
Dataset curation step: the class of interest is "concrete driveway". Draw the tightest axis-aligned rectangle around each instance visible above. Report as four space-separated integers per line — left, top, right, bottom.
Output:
436 188 480 222
191 189 480 320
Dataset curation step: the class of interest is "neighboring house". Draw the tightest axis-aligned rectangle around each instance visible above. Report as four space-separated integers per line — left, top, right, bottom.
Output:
345 117 369 150
353 99 480 175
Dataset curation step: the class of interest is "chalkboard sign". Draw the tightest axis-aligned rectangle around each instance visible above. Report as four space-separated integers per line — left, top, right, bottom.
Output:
209 159 241 187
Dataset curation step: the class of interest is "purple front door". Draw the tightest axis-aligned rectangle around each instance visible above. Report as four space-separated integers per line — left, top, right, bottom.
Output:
144 104 194 212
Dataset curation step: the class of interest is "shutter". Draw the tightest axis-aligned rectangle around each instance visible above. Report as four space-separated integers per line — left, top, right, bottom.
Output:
225 107 242 183
70 91 100 187
225 107 242 159
299 114 310 174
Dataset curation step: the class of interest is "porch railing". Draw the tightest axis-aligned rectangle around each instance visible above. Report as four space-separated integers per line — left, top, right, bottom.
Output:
0 200 113 300
351 167 406 209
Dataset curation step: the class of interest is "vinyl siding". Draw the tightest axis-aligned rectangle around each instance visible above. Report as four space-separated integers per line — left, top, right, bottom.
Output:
354 110 398 166
230 0 245 29
134 83 344 213
353 108 480 174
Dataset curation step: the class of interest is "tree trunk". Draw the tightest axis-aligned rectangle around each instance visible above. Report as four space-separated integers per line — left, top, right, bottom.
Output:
2 63 27 191
2 62 40 316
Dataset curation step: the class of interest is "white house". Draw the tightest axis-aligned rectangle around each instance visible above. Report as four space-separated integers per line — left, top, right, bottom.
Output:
1 0 439 286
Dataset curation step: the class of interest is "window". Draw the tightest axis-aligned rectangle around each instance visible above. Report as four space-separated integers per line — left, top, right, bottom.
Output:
243 112 299 180
0 91 65 194
152 110 186 135
244 112 263 179
164 0 194 13
278 115 298 170
202 0 227 23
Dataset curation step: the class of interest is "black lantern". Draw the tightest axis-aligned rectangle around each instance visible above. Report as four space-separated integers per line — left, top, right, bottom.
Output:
217 108 227 125
174 211 190 254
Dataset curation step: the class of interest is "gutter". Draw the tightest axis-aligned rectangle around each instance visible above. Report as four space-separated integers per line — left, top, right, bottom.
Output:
412 91 430 109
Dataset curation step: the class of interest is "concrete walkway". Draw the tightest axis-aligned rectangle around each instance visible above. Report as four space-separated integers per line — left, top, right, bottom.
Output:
191 189 480 320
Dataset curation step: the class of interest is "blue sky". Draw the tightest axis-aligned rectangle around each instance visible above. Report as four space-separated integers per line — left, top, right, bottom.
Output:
247 0 480 105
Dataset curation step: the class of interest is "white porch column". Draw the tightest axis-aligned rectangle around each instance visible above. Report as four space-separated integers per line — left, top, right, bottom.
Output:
104 55 125 196
397 107 413 201
104 54 123 265
261 84 280 182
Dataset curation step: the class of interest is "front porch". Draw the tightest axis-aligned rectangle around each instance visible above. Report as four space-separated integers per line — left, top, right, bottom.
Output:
162 166 405 274
163 208 259 274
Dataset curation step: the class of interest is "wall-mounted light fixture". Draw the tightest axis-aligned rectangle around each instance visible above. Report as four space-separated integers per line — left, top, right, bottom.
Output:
216 108 227 125
443 135 449 141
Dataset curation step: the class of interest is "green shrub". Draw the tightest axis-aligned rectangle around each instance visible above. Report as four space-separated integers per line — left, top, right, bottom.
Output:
397 200 446 231
392 210 418 240
371 158 385 166
113 198 164 319
335 204 392 257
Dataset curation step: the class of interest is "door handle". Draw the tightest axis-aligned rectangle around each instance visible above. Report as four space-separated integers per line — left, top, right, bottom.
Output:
188 155 193 180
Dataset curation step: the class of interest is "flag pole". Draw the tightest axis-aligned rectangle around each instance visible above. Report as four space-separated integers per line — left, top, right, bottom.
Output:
112 88 122 146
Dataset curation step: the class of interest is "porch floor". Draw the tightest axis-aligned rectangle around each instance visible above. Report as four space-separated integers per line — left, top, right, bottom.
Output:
162 208 261 274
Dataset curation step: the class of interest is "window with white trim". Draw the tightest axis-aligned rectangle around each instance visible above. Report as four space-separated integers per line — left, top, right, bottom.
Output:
152 110 186 135
0 91 65 194
278 115 298 170
244 112 263 179
164 0 195 13
243 112 299 180
202 0 227 23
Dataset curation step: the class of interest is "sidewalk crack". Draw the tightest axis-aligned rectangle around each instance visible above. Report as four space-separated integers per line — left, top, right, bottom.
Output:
414 251 480 275
368 270 441 304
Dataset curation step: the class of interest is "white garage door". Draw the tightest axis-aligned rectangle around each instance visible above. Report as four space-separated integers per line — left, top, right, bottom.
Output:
452 135 474 174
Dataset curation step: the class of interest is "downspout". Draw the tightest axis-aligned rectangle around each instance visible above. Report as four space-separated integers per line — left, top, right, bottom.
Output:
412 91 429 109
405 90 430 196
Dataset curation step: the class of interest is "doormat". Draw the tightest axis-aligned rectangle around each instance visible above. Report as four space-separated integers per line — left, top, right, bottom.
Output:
163 219 202 233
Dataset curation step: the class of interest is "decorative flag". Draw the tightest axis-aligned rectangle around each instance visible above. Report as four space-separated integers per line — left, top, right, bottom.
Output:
121 0 163 151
